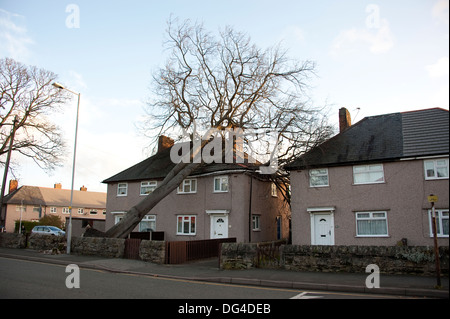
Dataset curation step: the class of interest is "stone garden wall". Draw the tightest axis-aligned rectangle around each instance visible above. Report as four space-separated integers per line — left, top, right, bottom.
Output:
220 243 449 276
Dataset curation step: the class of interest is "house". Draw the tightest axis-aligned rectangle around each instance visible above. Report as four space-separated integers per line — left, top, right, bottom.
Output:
285 107 449 247
102 136 290 243
1 181 107 233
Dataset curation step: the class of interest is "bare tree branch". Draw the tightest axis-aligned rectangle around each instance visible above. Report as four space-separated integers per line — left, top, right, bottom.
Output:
0 57 70 172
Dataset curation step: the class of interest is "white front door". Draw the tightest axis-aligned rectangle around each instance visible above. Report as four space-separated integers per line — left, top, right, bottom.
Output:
312 213 334 245
211 215 228 239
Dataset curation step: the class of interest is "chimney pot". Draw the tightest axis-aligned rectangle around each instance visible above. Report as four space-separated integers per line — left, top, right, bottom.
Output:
158 135 174 153
9 180 18 194
54 183 62 189
80 185 87 191
339 108 351 133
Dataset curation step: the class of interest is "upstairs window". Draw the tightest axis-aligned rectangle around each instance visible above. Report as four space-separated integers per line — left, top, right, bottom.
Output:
424 159 449 180
141 181 157 195
309 168 329 187
117 183 128 196
353 164 385 184
178 179 197 194
214 176 229 192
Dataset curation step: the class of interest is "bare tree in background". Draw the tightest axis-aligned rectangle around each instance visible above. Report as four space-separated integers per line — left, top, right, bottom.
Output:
1 57 70 173
105 18 333 238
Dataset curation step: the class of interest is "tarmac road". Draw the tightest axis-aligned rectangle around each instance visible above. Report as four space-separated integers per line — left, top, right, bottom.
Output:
0 257 421 300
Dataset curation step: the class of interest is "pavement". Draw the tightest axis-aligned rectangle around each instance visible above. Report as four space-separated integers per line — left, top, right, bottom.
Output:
0 247 448 298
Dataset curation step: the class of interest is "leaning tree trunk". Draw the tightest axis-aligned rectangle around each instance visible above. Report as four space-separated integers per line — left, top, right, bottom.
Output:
104 129 216 239
104 160 202 238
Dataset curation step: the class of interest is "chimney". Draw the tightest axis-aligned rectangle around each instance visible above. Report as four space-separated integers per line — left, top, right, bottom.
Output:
54 183 62 189
9 180 18 194
158 135 174 153
339 107 351 133
80 185 87 191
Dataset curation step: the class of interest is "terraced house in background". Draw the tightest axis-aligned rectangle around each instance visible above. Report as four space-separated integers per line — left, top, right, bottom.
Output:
103 136 290 243
286 108 449 247
1 182 106 234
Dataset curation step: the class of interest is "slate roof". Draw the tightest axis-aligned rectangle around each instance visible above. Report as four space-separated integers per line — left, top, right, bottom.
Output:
102 142 259 184
285 108 449 170
4 186 106 209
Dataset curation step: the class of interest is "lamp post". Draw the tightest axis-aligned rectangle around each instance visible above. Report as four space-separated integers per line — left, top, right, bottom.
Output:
52 82 80 254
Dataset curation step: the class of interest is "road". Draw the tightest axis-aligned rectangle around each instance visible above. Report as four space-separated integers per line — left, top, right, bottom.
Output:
0 257 417 301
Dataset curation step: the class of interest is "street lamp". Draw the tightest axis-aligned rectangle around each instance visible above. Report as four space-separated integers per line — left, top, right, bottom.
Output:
52 82 80 254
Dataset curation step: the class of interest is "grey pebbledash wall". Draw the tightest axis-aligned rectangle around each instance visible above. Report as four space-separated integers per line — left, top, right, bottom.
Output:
220 243 449 276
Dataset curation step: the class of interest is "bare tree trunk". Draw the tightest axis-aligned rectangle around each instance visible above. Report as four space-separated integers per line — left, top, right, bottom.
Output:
104 129 215 239
104 161 201 238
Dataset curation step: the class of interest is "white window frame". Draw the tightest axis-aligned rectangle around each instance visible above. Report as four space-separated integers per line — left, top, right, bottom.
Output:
77 208 84 215
117 183 128 196
111 211 126 225
90 209 98 215
139 214 156 232
176 215 196 235
424 159 449 180
140 181 157 195
309 168 329 187
50 207 57 214
214 176 229 193
62 207 70 214
355 211 389 237
428 209 449 238
353 164 385 185
271 183 278 197
252 215 261 231
177 179 197 194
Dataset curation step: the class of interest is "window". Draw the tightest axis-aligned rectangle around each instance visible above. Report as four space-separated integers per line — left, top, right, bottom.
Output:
310 168 329 187
355 211 388 237
271 183 278 197
117 183 128 196
114 215 124 224
429 209 449 237
214 176 229 192
62 207 70 214
177 215 196 235
141 181 157 195
77 208 84 215
90 210 97 215
139 215 156 232
16 205 26 212
252 215 261 231
353 164 385 184
424 159 449 180
50 207 57 214
178 179 197 194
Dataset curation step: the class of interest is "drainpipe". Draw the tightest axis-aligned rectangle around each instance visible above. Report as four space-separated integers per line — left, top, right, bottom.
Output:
248 175 253 243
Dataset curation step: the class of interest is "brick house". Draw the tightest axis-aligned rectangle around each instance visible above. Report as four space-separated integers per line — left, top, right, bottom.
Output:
285 108 449 246
102 136 290 243
1 182 106 233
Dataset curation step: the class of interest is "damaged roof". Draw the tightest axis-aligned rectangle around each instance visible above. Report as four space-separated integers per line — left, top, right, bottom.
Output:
102 142 260 184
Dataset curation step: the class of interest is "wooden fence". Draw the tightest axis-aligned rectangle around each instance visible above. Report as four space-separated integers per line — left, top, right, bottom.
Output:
165 238 236 264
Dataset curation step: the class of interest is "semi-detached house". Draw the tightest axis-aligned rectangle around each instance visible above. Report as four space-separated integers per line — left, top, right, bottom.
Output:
285 108 449 247
102 136 290 243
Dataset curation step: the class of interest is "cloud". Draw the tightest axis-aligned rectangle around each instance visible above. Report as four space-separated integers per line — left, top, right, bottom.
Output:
330 19 395 56
426 56 450 78
0 9 34 61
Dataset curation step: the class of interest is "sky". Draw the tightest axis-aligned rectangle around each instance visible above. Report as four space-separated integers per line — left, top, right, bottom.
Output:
0 0 449 193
